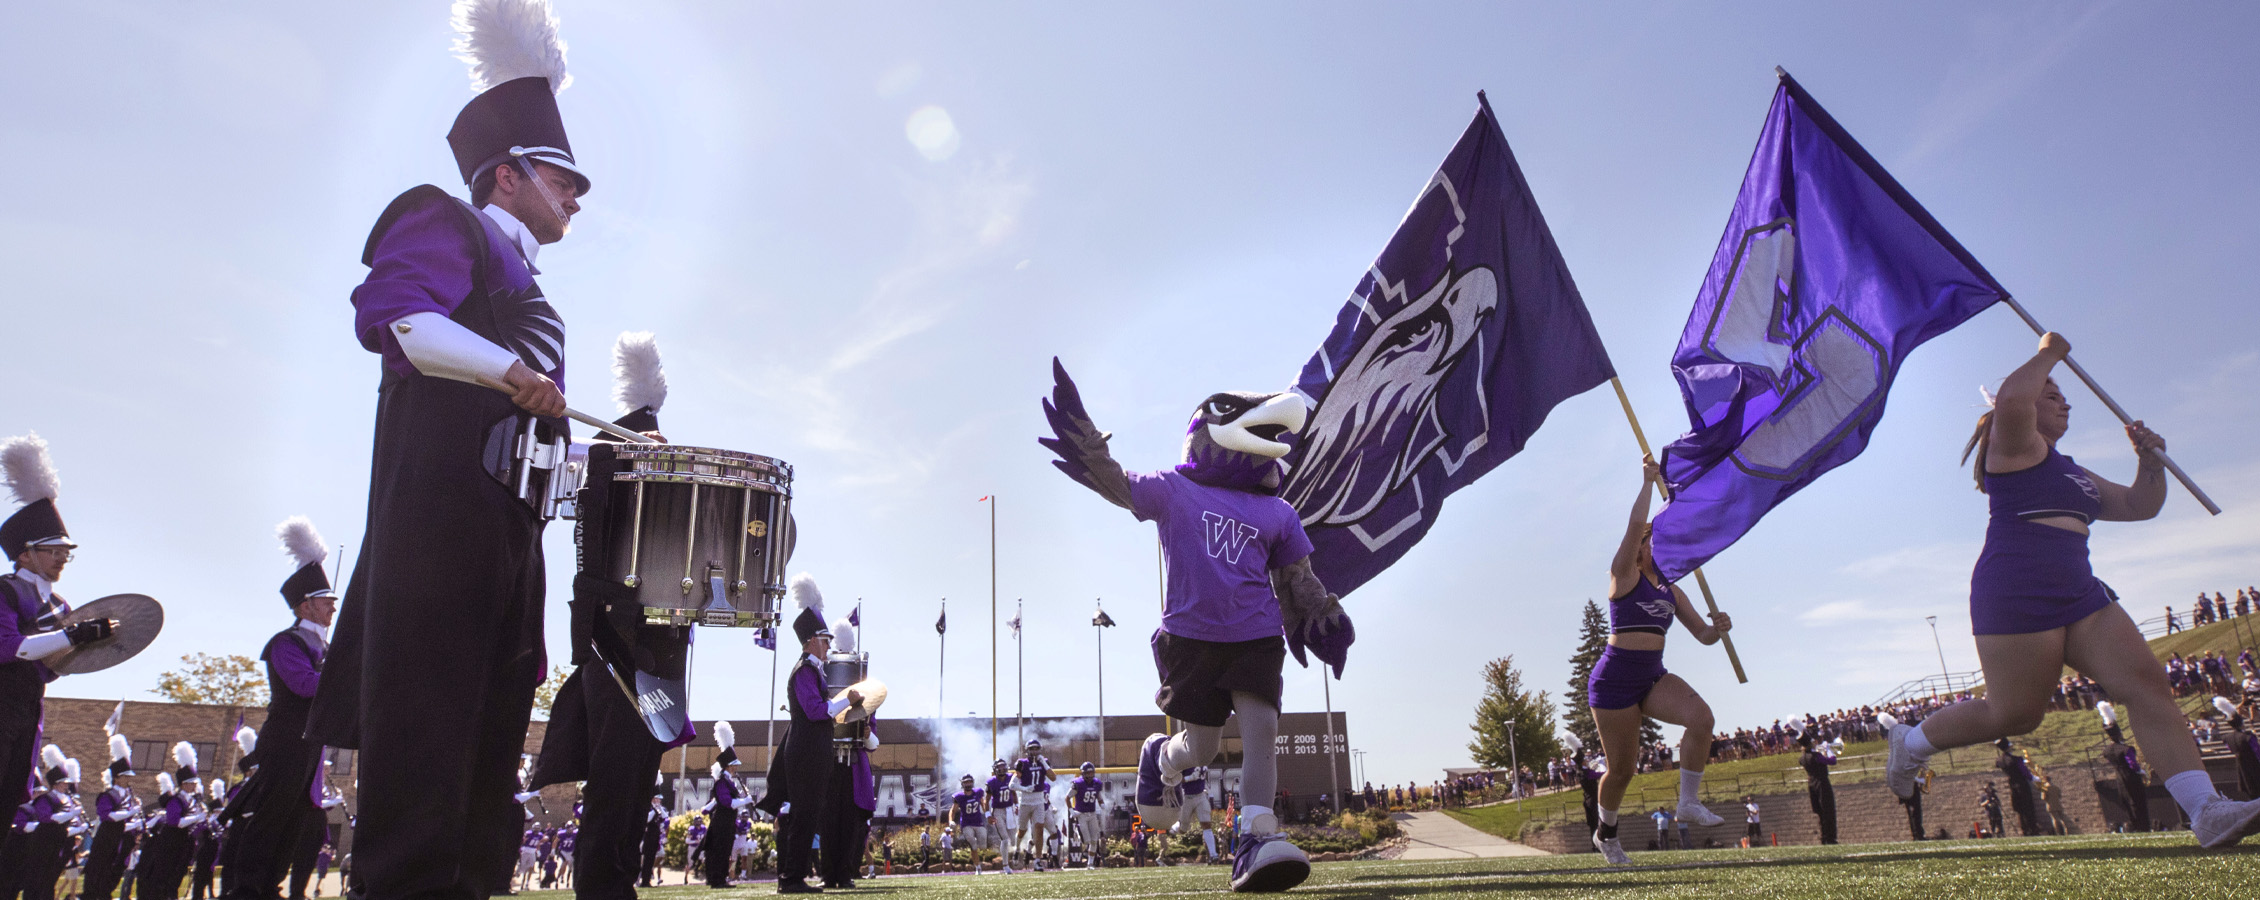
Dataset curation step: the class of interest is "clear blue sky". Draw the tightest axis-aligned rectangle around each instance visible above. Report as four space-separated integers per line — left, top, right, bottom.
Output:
2 2 2254 787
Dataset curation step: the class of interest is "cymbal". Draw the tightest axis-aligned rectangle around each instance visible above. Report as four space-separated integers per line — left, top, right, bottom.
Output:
833 678 888 723
46 594 165 676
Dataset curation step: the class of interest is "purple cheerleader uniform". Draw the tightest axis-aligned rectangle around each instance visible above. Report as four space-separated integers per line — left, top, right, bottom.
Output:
1970 448 2115 635
1587 577 1677 710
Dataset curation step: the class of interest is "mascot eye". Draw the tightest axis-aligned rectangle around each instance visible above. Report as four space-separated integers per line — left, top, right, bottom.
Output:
1207 399 1239 417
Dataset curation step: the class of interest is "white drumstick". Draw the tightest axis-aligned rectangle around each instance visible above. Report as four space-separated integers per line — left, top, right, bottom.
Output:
565 407 659 444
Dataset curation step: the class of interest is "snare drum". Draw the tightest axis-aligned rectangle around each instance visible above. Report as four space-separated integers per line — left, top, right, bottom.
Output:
594 444 794 628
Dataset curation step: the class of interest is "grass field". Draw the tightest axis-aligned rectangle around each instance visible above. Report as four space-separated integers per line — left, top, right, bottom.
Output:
522 833 2253 899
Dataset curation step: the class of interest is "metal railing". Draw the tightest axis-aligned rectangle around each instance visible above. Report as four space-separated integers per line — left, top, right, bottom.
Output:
1875 670 1986 707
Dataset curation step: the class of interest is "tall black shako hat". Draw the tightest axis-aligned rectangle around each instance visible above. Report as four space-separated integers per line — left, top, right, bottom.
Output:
789 574 830 646
713 720 739 769
107 734 134 781
597 332 665 441
1 433 73 561
276 516 336 611
444 0 590 197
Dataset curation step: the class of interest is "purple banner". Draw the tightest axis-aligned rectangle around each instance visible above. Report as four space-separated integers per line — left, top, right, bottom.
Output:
1282 94 1615 597
1652 72 2009 580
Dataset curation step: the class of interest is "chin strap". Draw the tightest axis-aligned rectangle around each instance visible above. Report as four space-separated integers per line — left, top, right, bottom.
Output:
516 156 572 238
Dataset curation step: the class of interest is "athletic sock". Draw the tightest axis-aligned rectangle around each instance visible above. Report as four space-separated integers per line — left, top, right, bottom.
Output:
1905 723 1939 760
1203 830 1217 858
2165 769 2221 820
1597 808 1619 840
1678 769 1703 807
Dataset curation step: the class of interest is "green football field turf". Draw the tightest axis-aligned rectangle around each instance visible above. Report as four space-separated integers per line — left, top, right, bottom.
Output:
524 832 2253 900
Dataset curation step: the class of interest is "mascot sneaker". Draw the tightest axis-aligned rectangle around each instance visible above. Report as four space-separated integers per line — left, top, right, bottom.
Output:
1592 829 1632 865
2195 795 2260 849
1229 833 1310 893
1673 800 1724 828
1136 733 1182 823
1884 723 1920 801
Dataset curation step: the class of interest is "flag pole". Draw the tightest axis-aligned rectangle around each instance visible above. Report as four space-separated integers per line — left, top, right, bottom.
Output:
991 496 1000 763
1996 297 2220 515
1610 377 1748 683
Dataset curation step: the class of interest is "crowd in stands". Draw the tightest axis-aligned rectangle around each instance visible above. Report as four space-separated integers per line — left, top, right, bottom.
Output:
2161 586 2257 633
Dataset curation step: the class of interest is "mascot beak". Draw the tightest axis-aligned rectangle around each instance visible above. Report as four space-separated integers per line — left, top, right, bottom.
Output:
1209 392 1308 459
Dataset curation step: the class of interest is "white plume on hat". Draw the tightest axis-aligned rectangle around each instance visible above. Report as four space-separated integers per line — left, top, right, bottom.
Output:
451 0 571 94
62 758 80 784
41 744 64 771
157 772 175 794
790 573 825 619
2215 696 2240 719
1877 712 1900 730
277 516 328 569
174 741 198 771
1560 732 1583 753
235 726 258 756
0 433 61 505
714 720 735 750
2098 702 2117 727
612 332 666 414
109 734 131 763
1783 716 1806 734
832 619 858 654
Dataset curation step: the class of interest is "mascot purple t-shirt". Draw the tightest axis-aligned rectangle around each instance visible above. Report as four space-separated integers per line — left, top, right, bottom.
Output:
1129 470 1314 644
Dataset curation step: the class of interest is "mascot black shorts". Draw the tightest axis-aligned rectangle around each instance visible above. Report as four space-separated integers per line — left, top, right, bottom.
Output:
1151 631 1285 727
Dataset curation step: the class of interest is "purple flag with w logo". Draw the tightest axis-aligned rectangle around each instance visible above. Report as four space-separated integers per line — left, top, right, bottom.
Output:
1651 71 2009 580
1282 93 1615 596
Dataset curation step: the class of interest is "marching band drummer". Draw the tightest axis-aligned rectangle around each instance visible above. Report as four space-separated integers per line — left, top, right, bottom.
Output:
219 518 336 900
307 2 598 894
528 332 672 900
1 434 116 839
818 617 880 890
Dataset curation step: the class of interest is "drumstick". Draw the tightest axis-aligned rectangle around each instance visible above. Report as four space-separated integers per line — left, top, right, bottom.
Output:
565 406 659 444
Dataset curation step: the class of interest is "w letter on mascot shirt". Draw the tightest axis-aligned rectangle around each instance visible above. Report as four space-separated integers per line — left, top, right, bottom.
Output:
1202 512 1260 564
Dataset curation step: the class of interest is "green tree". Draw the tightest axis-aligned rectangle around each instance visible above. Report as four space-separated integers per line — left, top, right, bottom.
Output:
1562 600 1609 751
153 653 268 706
1468 656 1561 771
531 665 572 719
1563 600 1665 752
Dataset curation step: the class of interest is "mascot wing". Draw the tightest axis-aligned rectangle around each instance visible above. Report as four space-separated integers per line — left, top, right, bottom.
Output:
1039 358 1134 511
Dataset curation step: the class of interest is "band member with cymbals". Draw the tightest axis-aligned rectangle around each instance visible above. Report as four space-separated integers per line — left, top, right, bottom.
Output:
2 434 115 833
529 332 674 900
755 577 860 894
308 1 596 893
219 518 335 900
819 616 879 890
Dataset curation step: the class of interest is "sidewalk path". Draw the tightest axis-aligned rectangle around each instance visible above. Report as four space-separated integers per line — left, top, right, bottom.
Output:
1393 811 1551 859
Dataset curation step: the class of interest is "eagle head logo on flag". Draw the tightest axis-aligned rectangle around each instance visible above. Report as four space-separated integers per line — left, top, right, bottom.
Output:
1282 93 1614 596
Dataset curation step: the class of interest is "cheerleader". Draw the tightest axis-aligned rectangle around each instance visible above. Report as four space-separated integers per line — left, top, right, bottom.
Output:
1587 459 1732 865
1882 333 2260 848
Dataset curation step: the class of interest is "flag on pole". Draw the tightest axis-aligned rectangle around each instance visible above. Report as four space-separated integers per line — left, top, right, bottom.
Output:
850 604 861 628
1650 70 2008 580
1092 600 1116 628
103 701 123 737
1008 603 1022 637
754 626 776 651
935 602 947 635
1282 93 1616 596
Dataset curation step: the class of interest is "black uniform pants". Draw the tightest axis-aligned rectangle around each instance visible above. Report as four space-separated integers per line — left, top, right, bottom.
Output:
569 671 666 900
700 818 736 887
287 814 326 899
226 754 318 899
2008 782 2039 836
83 824 130 900
2120 775 2150 832
639 826 662 886
1807 783 1836 845
819 765 869 886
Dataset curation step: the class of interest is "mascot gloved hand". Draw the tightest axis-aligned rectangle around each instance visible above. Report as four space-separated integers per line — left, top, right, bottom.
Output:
1041 357 1338 893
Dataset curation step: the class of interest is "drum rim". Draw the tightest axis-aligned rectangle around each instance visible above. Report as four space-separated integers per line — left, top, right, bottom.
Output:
612 443 791 469
608 470 791 494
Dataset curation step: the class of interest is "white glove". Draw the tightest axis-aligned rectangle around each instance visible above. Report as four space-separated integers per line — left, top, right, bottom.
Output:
864 732 881 752
321 796 345 809
49 811 73 823
181 813 207 827
109 810 132 822
125 820 143 832
731 798 751 810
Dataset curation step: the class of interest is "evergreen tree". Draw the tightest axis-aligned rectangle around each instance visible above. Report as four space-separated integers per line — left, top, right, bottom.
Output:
1562 600 1608 751
1468 656 1562 771
1563 599 1665 753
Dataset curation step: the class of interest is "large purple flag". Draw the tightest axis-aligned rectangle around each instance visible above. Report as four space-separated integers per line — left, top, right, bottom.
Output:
1652 72 2009 580
1282 93 1615 596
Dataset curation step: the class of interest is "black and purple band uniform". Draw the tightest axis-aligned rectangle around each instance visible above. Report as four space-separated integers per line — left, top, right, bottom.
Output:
1969 448 2116 635
1587 576 1675 710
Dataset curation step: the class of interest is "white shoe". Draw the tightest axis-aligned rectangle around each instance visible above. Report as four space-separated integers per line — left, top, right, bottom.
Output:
1885 723 1920 800
1674 801 1724 827
2194 795 2260 849
1591 830 1632 865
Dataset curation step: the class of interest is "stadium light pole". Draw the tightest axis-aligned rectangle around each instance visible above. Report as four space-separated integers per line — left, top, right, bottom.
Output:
1926 616 1950 691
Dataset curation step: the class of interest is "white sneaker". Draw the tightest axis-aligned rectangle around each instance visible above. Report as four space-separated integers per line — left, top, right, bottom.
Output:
1885 723 1921 800
1674 801 1724 827
1591 830 1632 865
2194 795 2260 849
